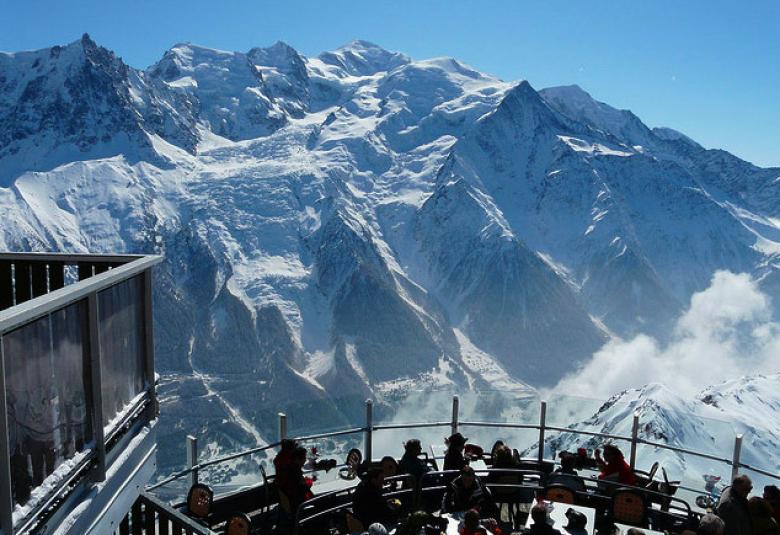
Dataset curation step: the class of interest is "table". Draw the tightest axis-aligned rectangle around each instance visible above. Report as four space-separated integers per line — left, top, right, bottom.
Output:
525 502 596 535
613 522 665 535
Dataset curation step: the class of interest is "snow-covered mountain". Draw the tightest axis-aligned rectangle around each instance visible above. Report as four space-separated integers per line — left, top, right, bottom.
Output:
533 374 780 493
2 35 779 475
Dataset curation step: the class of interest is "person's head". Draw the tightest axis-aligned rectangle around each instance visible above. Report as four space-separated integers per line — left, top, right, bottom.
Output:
732 475 753 499
602 444 623 462
464 509 480 530
280 438 297 452
381 456 398 477
748 497 773 518
368 523 389 535
490 440 505 458
366 467 384 489
531 503 548 524
697 514 725 535
460 465 477 488
493 445 513 467
404 439 422 456
446 432 467 452
292 446 307 466
560 453 577 473
764 485 780 506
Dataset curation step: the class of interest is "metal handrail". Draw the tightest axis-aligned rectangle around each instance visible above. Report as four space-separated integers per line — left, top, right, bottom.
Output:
147 396 780 499
0 254 162 333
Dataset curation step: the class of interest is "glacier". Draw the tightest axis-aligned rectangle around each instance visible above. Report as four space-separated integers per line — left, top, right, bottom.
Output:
1 35 779 479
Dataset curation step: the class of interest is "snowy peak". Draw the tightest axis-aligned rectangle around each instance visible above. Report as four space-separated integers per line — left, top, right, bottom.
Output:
147 43 287 141
318 39 410 76
540 84 654 147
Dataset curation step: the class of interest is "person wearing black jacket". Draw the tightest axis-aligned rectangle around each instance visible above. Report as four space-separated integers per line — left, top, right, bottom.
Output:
352 468 400 528
442 466 495 515
399 439 431 484
444 432 468 472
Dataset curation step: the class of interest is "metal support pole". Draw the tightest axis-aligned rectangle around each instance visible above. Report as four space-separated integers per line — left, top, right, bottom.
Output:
187 435 198 488
731 434 743 481
538 400 547 463
0 341 15 535
630 411 640 470
451 395 459 436
87 293 107 482
142 268 158 420
365 399 373 463
278 412 287 442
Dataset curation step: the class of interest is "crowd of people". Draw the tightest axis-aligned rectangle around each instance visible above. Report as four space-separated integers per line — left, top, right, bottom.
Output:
271 435 780 535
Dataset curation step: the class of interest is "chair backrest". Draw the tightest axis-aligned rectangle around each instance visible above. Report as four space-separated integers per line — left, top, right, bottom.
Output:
186 483 214 519
225 512 252 535
345 511 365 533
612 488 647 526
545 484 576 504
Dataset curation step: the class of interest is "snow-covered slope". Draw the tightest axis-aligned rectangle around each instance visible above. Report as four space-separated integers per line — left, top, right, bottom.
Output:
534 374 780 493
1 36 779 476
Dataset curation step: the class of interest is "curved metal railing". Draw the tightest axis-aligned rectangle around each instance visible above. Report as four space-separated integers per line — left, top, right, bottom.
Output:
147 396 780 496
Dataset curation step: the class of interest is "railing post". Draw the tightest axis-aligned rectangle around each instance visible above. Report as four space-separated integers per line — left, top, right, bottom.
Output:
142 268 158 420
451 395 459 436
187 435 198 488
630 411 640 470
87 292 107 482
731 434 743 481
365 399 373 463
538 400 547 463
278 412 287 441
0 342 15 535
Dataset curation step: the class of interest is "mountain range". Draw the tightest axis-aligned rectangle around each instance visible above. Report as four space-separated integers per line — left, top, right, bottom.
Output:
1 35 779 476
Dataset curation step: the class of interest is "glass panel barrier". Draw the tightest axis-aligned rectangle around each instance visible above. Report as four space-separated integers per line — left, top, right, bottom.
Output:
3 300 92 508
98 275 145 430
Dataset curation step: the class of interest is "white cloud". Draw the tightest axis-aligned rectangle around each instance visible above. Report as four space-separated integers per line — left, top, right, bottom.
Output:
550 271 780 398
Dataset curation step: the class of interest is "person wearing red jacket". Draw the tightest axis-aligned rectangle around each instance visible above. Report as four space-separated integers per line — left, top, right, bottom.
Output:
595 444 637 486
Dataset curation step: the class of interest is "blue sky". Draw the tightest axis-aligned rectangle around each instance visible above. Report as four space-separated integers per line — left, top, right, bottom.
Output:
2 1 778 166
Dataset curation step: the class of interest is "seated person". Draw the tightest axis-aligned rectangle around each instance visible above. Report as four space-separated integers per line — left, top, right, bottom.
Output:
595 444 636 486
381 456 398 478
443 466 495 515
527 503 562 535
492 445 516 469
460 508 504 535
399 439 431 483
765 486 780 523
396 511 448 535
444 432 469 472
352 468 400 528
488 441 505 466
747 497 780 535
275 445 314 512
548 453 586 492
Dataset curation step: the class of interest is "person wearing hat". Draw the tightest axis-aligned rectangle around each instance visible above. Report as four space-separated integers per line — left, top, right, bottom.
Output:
444 432 469 471
563 508 588 535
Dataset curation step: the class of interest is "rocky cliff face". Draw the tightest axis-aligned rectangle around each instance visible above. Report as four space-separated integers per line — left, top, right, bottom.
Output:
1 37 778 475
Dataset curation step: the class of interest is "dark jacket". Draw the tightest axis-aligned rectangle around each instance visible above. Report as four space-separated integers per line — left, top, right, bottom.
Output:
717 487 752 535
398 451 430 483
442 475 493 513
751 516 780 535
528 522 563 535
352 480 396 527
276 464 312 511
444 449 467 472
